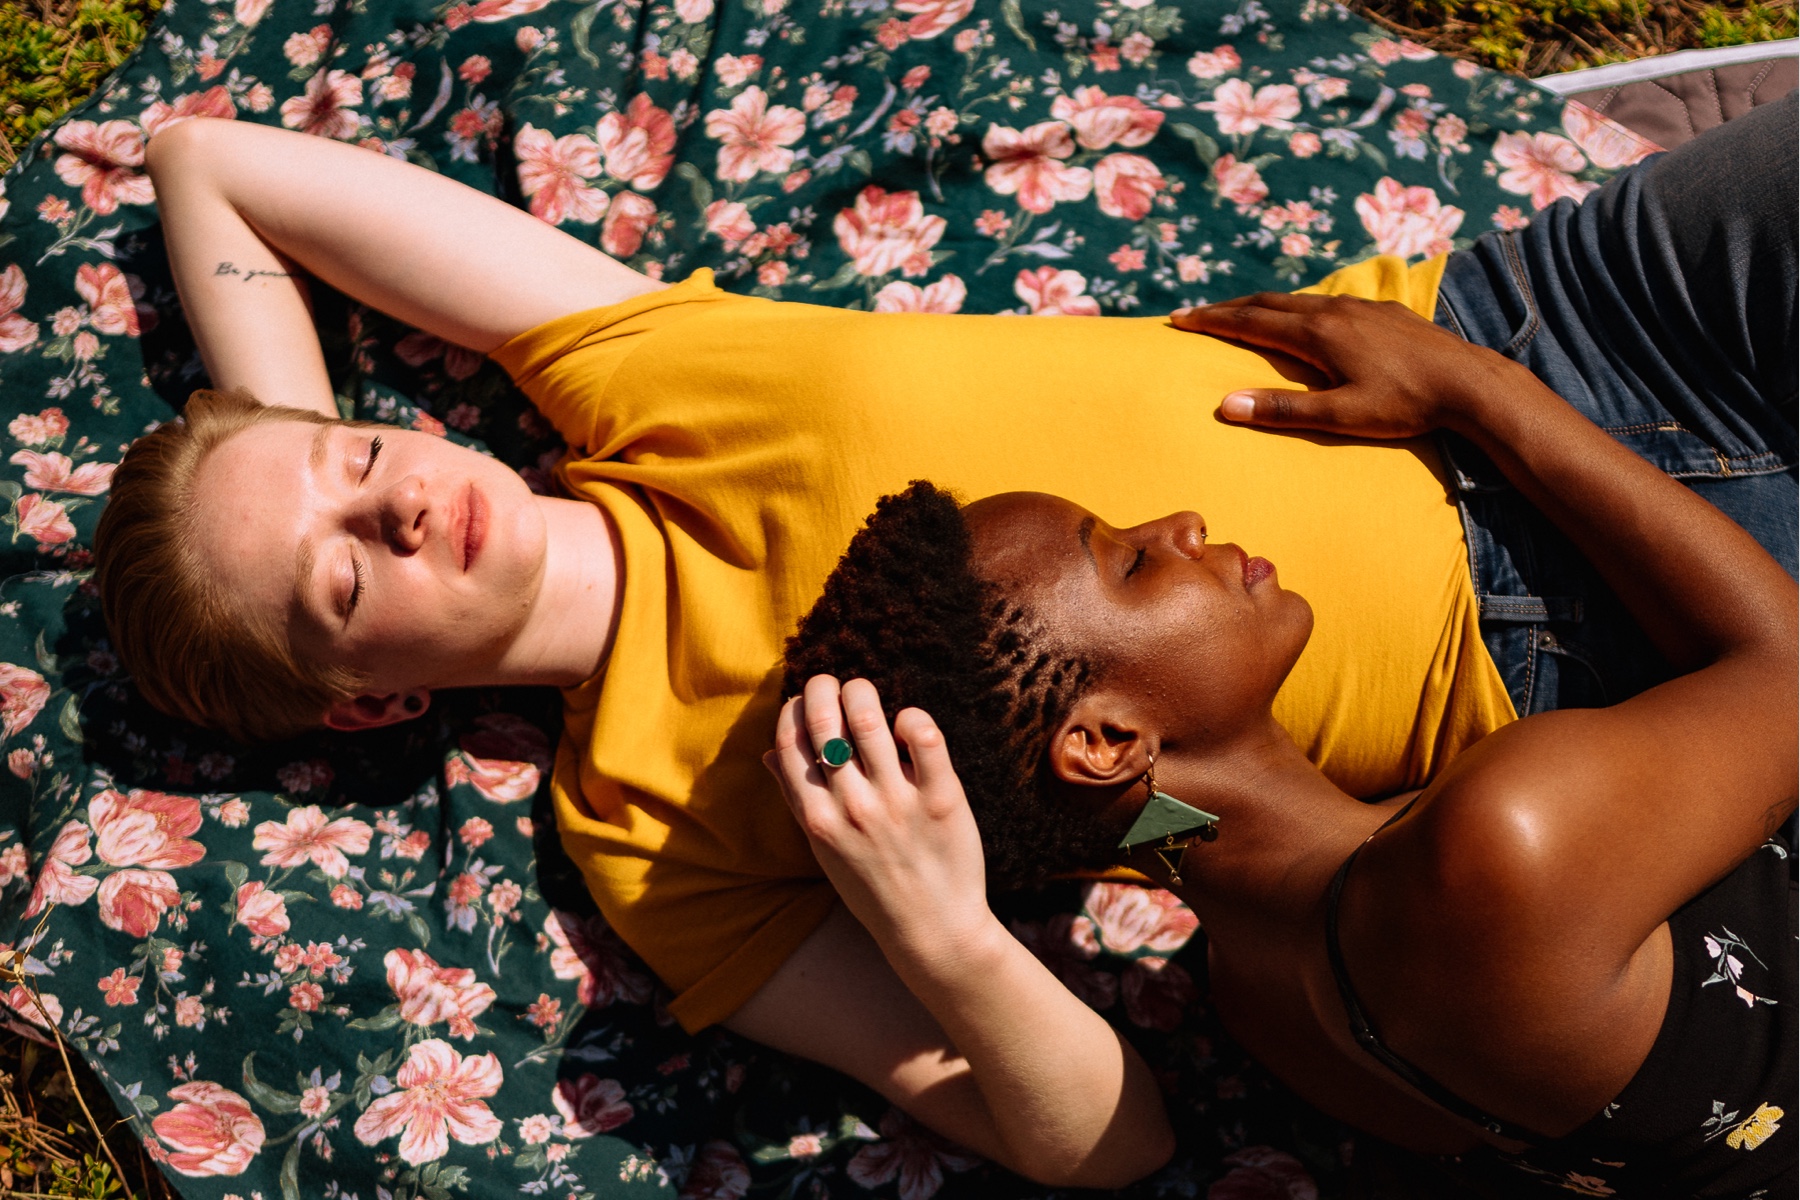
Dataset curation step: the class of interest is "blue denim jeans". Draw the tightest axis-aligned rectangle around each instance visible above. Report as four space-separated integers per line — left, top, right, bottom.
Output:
1432 90 1798 717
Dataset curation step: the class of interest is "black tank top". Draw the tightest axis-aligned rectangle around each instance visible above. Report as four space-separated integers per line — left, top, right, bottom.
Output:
1327 817 1797 1198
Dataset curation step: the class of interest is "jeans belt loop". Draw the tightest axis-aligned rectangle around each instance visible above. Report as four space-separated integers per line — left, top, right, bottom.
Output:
1477 594 1584 624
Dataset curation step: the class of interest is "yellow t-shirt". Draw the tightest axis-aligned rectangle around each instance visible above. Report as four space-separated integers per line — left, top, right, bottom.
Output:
491 255 1516 1032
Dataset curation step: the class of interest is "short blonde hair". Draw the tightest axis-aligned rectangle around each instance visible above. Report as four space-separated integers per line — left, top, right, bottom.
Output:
94 388 372 742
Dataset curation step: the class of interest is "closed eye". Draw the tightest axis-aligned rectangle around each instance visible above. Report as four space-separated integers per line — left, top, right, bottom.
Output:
1124 547 1146 578
349 557 366 613
361 435 384 482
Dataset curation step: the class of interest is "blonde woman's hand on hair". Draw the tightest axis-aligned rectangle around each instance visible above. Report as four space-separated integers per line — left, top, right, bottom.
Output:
767 675 995 963
1169 292 1523 440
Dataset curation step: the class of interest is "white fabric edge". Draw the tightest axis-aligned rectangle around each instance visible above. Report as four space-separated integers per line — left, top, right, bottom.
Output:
1534 39 1799 95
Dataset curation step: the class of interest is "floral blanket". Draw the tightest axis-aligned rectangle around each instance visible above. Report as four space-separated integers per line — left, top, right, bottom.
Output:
0 0 1656 1195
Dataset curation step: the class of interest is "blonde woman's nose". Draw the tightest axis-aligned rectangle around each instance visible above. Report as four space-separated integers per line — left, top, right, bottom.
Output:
370 475 429 553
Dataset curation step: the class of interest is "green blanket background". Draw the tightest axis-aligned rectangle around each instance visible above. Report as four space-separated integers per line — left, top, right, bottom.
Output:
0 0 1652 1195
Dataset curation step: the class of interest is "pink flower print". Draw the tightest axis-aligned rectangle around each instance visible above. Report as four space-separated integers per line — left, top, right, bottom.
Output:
0 841 26 883
98 967 141 1006
1354 177 1465 259
705 199 756 248
138 86 237 138
873 274 967 313
596 94 677 190
458 817 494 850
151 1082 265 1177
0 662 49 739
1009 914 1116 1007
1120 31 1154 65
551 1074 634 1138
1492 204 1529 232
705 87 805 182
1082 882 1200 954
9 407 68 446
715 53 763 88
288 981 323 1011
465 0 554 19
1014 267 1100 317
10 451 115 495
1561 101 1657 170
234 0 273 26
273 943 307 974
299 1086 331 1118
234 881 291 938
75 263 141 336
1492 131 1597 210
1094 153 1165 219
88 788 204 868
353 1039 503 1165
1187 45 1242 80
280 70 364 140
15 494 76 547
681 1140 751 1200
1121 955 1197 1031
514 125 609 225
980 122 1092 214
283 26 331 70
845 1106 982 1200
895 0 973 39
1198 79 1301 136
393 332 483 380
601 192 659 259
97 868 181 937
0 264 38 350
385 947 497 1038
544 909 653 1008
1433 113 1469 152
1049 87 1164 151
787 1132 823 1157
675 0 713 21
252 804 373 878
52 120 153 215
5 984 63 1034
1207 1145 1319 1200
444 749 540 802
833 185 947 278
25 821 97 916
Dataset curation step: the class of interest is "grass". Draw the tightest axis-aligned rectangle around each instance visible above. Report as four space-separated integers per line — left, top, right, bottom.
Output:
0 0 1793 1193
0 0 165 168
1356 0 1795 74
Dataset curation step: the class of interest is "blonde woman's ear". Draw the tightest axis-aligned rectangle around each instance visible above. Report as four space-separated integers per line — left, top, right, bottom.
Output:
322 689 431 731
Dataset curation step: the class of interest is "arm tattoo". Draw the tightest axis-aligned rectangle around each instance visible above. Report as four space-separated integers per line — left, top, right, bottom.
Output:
213 261 293 282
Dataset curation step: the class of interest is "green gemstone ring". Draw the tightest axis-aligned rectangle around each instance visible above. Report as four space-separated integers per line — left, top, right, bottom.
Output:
819 738 855 768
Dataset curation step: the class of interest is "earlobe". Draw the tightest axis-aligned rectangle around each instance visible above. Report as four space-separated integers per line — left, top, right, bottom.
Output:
322 688 431 732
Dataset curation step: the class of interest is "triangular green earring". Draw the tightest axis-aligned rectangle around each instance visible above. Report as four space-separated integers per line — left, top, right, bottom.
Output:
1117 758 1219 886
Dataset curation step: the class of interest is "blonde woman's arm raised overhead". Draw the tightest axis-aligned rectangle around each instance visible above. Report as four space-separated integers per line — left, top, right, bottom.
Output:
145 119 664 419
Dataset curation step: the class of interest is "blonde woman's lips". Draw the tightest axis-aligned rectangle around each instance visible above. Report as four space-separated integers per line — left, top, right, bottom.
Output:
461 484 487 572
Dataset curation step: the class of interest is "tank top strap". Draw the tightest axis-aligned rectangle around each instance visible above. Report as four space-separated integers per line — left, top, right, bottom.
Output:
1324 798 1553 1145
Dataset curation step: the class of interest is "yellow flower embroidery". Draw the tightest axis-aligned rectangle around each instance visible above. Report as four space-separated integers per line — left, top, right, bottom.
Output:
1725 1103 1785 1151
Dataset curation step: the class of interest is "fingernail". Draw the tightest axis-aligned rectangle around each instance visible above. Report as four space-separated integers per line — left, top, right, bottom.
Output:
1221 392 1255 421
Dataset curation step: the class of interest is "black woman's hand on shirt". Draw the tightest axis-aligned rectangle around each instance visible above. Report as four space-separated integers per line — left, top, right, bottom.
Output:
1169 291 1522 440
